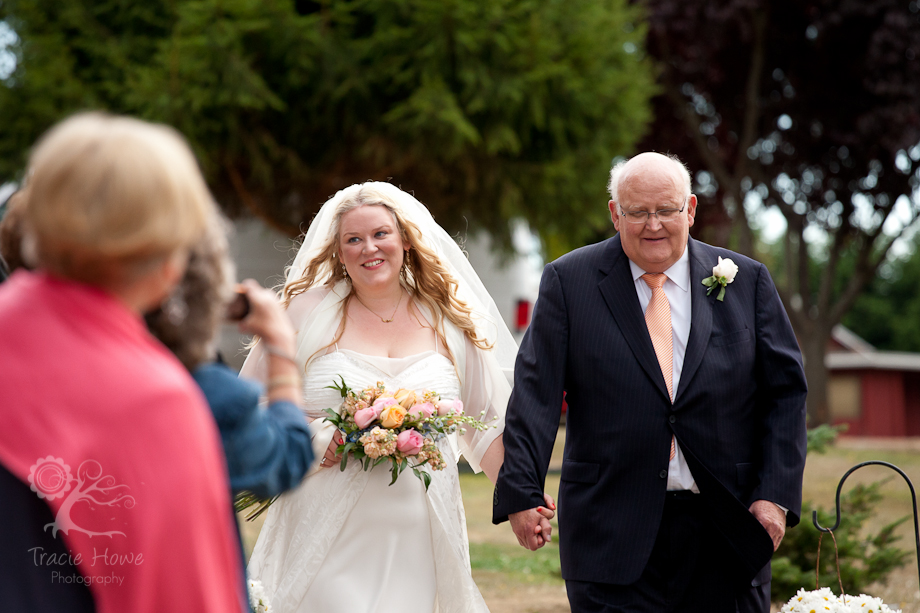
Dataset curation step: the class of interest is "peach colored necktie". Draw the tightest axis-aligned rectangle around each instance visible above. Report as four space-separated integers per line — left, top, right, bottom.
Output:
642 273 676 461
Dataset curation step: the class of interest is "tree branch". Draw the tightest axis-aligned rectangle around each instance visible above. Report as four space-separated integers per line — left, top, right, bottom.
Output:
661 79 736 192
828 210 920 324
816 213 850 314
80 492 134 507
737 8 768 173
795 211 810 314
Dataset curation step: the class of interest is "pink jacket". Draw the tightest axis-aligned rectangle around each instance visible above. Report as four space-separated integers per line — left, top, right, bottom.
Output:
0 271 244 612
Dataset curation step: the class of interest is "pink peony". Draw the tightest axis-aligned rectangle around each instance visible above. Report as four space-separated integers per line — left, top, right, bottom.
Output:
396 429 424 456
409 402 436 420
372 397 397 412
437 399 463 416
354 407 378 429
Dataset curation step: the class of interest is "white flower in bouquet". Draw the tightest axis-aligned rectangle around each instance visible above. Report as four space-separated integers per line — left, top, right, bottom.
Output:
248 579 272 613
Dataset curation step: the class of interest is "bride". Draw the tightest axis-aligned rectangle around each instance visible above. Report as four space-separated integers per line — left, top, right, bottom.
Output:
242 182 553 612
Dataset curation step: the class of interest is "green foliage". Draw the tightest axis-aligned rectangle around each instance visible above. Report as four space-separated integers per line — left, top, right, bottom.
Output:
842 244 920 352
771 479 910 603
0 0 656 250
806 423 847 455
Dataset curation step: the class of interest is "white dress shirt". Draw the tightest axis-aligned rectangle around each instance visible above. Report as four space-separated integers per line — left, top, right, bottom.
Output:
628 246 699 493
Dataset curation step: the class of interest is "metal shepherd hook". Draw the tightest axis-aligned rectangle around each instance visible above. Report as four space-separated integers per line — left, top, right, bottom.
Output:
812 460 920 585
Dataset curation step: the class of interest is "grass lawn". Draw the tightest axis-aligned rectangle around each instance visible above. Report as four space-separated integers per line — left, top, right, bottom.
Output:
239 430 920 612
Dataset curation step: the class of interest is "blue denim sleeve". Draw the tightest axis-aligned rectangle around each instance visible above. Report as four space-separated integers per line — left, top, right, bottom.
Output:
193 362 314 498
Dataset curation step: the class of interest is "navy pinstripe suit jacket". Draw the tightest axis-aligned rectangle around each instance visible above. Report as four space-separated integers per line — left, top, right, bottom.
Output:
493 235 807 586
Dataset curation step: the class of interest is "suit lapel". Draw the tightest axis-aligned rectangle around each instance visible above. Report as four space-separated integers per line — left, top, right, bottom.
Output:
676 238 713 401
597 236 671 402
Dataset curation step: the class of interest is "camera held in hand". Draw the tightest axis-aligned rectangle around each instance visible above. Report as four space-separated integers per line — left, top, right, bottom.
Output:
225 290 250 321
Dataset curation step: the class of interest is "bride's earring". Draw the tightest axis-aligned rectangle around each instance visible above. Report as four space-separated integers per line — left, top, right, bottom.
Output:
333 252 348 279
401 249 410 277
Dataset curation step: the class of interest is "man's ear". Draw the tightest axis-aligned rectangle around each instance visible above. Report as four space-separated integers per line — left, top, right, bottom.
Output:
609 200 621 232
686 194 698 228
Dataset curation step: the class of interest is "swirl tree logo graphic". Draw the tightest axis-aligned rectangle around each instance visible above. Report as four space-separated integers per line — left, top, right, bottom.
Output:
28 456 136 538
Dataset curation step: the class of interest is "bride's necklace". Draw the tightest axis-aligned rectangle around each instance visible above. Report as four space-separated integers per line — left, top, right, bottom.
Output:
354 289 403 323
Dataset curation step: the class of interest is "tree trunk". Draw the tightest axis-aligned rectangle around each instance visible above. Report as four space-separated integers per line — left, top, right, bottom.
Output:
733 204 755 257
801 329 830 425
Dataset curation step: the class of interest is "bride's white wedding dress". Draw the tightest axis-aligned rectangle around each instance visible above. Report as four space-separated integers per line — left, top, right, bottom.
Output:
247 345 492 612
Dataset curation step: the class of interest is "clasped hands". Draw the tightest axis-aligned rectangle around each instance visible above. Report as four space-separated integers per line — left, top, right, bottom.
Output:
508 497 783 553
508 493 557 551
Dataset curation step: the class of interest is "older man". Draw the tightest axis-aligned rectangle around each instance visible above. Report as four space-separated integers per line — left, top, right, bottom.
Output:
494 152 807 612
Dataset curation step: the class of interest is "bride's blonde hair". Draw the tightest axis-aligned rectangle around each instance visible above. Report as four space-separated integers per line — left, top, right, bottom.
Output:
282 184 491 352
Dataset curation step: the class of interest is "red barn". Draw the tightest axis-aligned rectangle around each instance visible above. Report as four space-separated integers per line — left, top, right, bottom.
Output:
826 326 920 436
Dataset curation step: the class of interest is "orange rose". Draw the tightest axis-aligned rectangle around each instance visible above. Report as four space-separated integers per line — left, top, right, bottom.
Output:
379 405 408 429
394 388 418 409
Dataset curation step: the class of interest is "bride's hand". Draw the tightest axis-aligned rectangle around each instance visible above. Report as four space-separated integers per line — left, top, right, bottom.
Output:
319 433 344 469
541 493 557 520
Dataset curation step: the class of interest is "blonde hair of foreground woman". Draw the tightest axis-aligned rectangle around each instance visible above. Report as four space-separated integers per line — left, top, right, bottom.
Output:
19 112 215 290
282 183 491 352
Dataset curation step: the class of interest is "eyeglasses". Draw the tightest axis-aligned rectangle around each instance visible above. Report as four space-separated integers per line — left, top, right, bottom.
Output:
618 200 687 224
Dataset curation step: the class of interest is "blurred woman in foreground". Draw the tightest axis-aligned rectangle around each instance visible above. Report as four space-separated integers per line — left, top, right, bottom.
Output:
144 216 315 609
0 113 246 612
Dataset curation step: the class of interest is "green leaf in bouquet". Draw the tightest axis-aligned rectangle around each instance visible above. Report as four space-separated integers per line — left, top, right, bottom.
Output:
410 467 432 491
322 407 343 427
233 491 280 521
233 491 259 513
373 456 389 467
324 375 351 398
390 461 400 486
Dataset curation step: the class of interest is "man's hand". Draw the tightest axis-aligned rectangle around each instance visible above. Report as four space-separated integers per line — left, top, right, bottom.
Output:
509 493 556 551
750 499 786 551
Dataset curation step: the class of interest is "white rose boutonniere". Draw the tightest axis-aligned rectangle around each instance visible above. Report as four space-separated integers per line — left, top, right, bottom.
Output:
701 256 739 302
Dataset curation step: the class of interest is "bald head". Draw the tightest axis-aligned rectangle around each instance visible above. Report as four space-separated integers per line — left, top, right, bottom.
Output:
607 152 691 206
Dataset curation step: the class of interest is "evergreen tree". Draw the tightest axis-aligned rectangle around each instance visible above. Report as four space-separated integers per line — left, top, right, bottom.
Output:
0 0 657 250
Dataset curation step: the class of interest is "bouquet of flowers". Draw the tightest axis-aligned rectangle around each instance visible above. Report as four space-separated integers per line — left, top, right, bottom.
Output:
234 377 492 520
781 588 900 613
322 376 494 489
